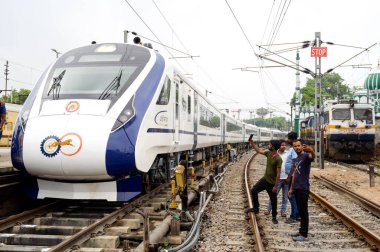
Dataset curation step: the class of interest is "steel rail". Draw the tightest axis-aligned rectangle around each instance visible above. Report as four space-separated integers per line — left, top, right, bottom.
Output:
244 152 264 252
309 190 380 249
334 160 380 177
315 175 380 218
49 183 167 252
0 201 62 231
0 172 20 185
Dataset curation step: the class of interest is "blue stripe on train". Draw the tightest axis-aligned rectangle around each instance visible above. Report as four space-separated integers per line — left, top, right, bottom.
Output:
105 53 165 177
11 68 49 173
329 134 375 141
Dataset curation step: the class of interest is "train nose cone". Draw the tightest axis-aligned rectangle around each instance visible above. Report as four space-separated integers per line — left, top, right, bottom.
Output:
23 114 114 181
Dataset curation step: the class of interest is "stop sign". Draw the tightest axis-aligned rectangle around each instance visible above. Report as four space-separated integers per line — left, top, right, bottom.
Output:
311 47 327 57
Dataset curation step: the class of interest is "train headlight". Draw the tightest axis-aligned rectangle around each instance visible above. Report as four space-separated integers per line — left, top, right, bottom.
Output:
111 96 135 131
335 125 341 129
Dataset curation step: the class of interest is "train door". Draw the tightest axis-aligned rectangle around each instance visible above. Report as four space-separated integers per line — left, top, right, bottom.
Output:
174 81 180 144
193 92 198 150
222 114 225 144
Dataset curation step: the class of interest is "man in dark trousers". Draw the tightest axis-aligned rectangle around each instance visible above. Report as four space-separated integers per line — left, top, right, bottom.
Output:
288 139 315 241
245 139 282 224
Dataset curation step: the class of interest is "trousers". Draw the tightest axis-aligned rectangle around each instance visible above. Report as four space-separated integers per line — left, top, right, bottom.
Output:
251 177 277 218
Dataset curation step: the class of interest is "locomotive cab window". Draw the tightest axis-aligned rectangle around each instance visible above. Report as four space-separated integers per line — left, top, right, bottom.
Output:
354 108 373 123
332 109 351 121
156 76 171 105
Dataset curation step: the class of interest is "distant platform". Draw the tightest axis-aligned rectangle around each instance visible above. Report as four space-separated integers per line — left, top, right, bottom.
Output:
0 147 15 173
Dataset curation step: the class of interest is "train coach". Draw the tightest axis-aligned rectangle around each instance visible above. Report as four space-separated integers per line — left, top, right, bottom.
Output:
300 99 375 161
11 42 286 201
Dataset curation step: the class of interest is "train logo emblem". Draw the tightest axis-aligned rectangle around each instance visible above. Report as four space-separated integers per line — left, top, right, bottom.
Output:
66 101 80 112
40 133 83 157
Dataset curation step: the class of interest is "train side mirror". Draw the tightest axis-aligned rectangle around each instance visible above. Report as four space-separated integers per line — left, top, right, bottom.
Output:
300 122 306 128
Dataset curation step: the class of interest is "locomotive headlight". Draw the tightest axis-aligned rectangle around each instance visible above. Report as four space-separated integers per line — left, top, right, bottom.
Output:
111 96 135 131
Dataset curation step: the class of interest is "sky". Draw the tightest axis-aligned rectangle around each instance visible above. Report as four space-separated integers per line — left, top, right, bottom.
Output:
0 0 379 119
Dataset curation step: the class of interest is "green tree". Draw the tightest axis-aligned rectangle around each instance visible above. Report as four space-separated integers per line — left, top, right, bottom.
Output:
244 116 288 131
291 72 351 106
2 88 31 104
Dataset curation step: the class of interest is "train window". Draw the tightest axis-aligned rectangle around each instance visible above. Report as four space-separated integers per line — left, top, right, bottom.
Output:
332 109 350 120
227 120 242 133
246 129 257 135
156 77 171 105
323 112 329 124
188 95 191 115
354 109 372 122
260 132 270 137
200 104 220 128
44 66 137 97
79 54 123 62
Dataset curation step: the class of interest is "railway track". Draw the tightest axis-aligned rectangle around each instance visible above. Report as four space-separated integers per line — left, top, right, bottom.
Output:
0 184 172 251
246 153 380 251
325 159 380 177
0 154 235 252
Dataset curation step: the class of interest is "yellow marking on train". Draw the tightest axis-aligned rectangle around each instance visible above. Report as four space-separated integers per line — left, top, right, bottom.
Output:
327 124 375 129
48 139 73 148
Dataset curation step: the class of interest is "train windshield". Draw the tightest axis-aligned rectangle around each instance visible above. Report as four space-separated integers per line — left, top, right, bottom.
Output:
332 109 351 121
46 66 137 97
354 108 372 122
42 44 151 102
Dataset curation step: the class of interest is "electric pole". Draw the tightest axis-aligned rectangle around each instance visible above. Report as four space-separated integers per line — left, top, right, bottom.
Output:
314 32 324 169
294 50 301 136
4 61 9 98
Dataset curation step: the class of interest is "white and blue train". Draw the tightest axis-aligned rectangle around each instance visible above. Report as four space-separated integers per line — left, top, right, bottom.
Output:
11 42 287 201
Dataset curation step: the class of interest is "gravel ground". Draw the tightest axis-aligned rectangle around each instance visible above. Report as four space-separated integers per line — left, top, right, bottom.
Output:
194 153 255 252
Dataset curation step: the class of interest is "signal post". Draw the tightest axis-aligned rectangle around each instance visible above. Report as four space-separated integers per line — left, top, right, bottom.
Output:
311 32 325 169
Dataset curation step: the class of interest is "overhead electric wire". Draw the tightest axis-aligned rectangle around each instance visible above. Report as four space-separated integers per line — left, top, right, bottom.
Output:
123 0 187 73
260 43 310 57
268 0 288 47
0 57 42 73
258 44 313 75
150 0 191 55
128 31 193 57
325 43 377 74
262 68 287 100
260 0 276 46
224 0 258 56
224 0 272 106
266 0 284 48
324 41 367 50
259 54 314 76
150 0 235 102
269 0 292 47
1 77 34 86
259 40 311 47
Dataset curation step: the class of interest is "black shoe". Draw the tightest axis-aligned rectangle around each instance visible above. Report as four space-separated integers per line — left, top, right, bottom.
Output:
244 208 258 214
272 218 278 224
